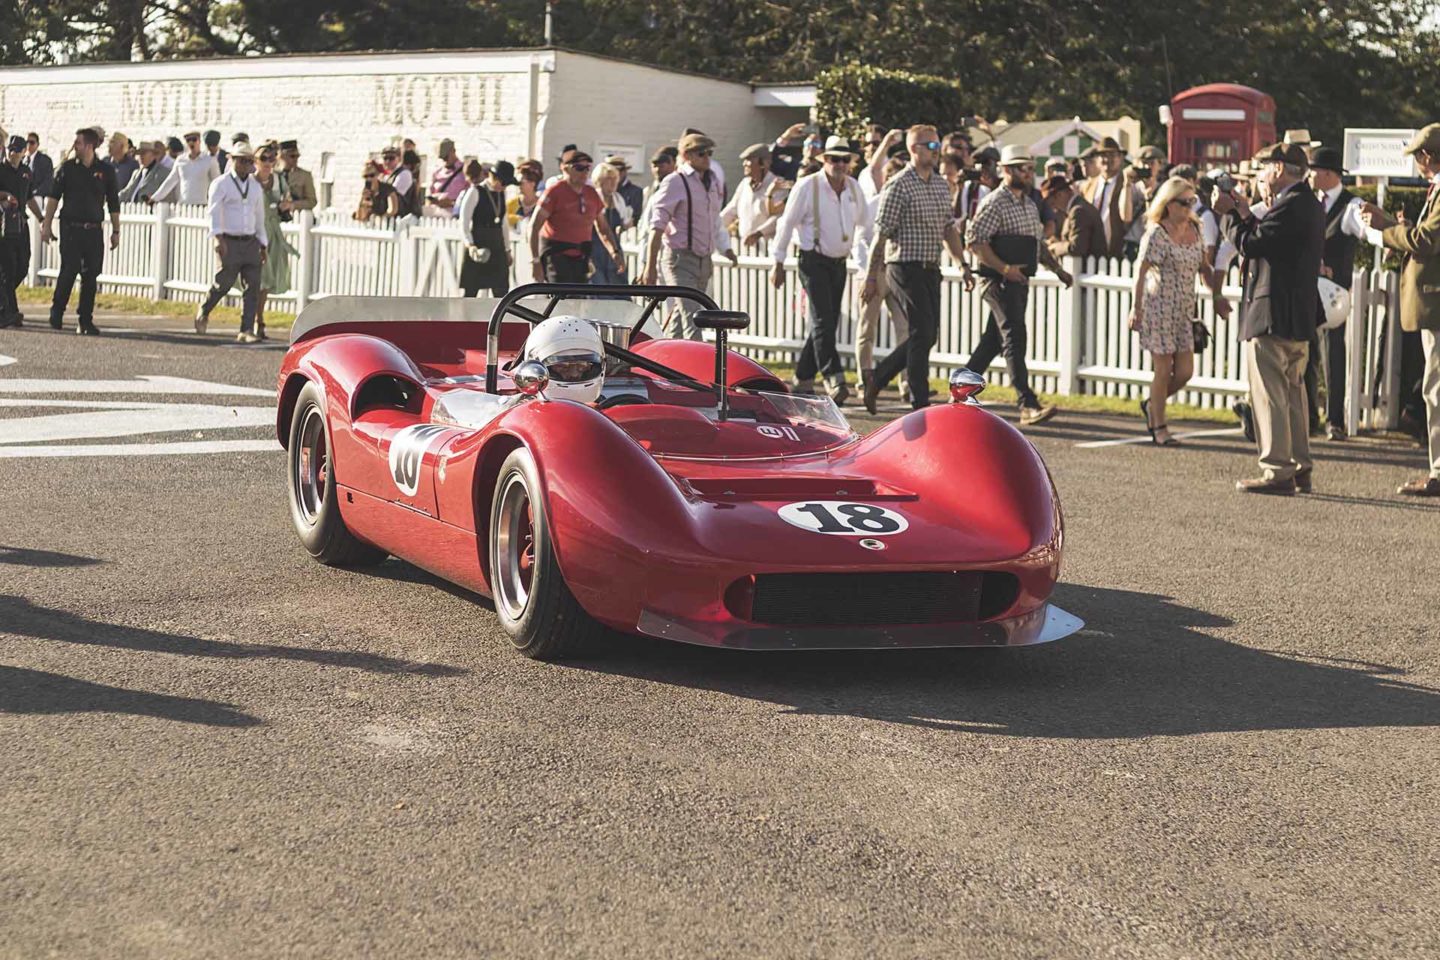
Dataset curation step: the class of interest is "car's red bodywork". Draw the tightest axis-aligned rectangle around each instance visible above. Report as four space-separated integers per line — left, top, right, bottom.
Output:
277 296 1079 650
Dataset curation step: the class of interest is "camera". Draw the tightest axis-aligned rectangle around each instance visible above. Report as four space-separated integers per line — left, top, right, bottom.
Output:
1214 172 1236 194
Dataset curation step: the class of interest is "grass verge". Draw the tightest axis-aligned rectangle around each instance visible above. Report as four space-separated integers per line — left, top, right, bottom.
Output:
18 285 296 330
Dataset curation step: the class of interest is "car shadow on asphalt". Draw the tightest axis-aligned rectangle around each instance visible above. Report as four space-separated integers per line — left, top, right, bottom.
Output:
0 545 103 567
573 583 1440 738
0 664 259 727
0 595 467 677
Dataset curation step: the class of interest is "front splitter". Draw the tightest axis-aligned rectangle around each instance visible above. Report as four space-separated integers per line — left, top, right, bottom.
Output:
635 602 1085 651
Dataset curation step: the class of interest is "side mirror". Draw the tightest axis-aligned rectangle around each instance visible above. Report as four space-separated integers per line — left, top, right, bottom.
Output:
512 360 550 400
949 369 986 404
692 309 750 331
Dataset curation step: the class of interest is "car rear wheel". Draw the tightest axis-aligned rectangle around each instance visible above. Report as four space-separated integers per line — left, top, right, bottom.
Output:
489 447 602 660
287 382 387 567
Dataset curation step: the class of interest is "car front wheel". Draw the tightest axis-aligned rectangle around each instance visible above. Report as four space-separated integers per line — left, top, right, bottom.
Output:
489 447 602 660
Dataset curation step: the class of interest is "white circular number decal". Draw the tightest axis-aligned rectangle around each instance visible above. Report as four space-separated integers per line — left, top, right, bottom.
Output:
777 501 909 536
388 424 452 497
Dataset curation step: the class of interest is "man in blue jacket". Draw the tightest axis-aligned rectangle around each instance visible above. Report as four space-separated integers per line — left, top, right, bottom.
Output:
1215 143 1325 495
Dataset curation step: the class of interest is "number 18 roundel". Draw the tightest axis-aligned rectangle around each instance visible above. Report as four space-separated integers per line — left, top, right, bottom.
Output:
777 501 909 536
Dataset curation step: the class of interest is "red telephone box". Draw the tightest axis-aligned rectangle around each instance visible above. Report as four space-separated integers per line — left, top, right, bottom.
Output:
1167 83 1277 170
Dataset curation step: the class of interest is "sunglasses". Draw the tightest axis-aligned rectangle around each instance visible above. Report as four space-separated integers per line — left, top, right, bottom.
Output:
185 137 199 143
1172 196 1198 206
826 156 853 164
921 140 941 151
569 163 591 172
693 148 713 158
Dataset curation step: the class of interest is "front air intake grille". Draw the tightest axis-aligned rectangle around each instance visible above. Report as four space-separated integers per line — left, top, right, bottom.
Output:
743 571 1020 626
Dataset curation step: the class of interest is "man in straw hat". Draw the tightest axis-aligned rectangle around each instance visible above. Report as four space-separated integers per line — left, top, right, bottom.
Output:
1362 122 1440 495
965 144 1074 425
195 143 268 343
770 135 871 404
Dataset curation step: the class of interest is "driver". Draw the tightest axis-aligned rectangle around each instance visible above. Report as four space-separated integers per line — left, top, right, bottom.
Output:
521 315 605 404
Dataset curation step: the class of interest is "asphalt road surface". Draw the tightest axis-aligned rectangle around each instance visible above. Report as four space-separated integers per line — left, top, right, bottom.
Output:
2 317 1437 959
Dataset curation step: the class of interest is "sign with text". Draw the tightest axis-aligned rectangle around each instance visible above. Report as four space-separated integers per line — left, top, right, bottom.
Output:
1344 128 1418 178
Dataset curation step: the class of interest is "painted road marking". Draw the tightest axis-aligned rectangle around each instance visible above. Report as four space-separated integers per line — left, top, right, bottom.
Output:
0 440 279 458
0 375 272 396
0 399 274 444
0 355 15 368
1075 427 1243 448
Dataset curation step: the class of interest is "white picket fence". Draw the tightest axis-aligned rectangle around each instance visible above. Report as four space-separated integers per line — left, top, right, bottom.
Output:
26 204 1404 429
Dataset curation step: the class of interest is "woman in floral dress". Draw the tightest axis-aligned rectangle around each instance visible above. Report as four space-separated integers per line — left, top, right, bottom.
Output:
254 144 296 341
1128 176 1221 444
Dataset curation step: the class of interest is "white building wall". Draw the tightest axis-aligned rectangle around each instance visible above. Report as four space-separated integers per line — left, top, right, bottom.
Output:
0 48 790 206
542 51 778 187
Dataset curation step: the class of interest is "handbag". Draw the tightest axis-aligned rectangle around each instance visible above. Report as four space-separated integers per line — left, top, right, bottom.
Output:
1192 320 1211 352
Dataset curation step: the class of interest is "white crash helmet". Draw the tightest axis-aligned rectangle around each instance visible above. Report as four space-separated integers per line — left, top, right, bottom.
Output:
1317 277 1350 331
521 315 605 404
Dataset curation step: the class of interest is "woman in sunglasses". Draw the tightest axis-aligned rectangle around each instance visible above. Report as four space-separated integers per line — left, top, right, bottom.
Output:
353 160 399 222
1129 176 1221 444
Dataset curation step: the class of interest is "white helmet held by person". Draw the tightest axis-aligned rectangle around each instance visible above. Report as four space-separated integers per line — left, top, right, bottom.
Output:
521 316 605 404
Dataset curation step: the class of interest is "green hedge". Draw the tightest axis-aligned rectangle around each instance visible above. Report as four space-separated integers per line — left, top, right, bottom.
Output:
1350 184 1428 272
815 66 967 140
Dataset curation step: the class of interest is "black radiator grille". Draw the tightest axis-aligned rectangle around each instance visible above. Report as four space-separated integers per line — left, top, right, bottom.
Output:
744 571 1020 626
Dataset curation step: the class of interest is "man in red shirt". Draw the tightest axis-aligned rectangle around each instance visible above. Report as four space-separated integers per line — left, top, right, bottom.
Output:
527 151 625 284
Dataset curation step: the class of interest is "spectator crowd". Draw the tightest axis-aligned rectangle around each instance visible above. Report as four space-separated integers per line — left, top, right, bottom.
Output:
2 115 1436 498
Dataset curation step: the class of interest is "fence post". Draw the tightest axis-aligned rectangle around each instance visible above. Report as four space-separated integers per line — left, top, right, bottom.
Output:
1380 269 1402 430
398 218 417 295
26 216 40 286
1345 270 1365 435
150 202 170 301
1056 255 1083 395
293 210 313 311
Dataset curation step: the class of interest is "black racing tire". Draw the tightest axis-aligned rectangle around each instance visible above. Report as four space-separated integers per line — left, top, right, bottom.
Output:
488 447 603 660
286 382 388 568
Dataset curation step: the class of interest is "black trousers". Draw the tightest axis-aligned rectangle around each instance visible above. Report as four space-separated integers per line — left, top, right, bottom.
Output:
794 250 848 382
873 262 941 410
0 234 17 316
969 276 1038 409
543 253 589 284
50 222 105 326
1304 322 1347 428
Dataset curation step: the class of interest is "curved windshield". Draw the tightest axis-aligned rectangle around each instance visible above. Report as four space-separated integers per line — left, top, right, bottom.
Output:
742 389 852 436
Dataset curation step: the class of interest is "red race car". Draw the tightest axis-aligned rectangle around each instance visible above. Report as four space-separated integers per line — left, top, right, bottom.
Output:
277 283 1081 660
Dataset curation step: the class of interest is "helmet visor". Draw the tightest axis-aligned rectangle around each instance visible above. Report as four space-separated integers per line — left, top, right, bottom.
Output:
543 352 604 383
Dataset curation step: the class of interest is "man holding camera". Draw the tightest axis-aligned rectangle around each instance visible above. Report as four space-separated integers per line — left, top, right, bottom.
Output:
1215 143 1324 495
1362 123 1440 496
966 146 1074 426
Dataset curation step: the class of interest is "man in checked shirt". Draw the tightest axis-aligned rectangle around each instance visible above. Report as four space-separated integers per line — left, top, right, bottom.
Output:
859 125 971 413
965 145 1074 425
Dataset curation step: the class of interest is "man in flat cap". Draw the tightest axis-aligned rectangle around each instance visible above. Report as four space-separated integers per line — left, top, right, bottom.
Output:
722 143 786 251
1215 143 1325 494
1362 123 1440 495
603 154 644 229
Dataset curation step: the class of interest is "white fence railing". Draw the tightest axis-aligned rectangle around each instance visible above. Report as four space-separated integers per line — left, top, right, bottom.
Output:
27 204 1403 429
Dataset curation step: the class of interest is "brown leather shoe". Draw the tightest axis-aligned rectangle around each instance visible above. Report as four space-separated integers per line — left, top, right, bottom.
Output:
1019 403 1057 426
862 379 880 415
1235 476 1296 495
1294 469 1313 494
1397 476 1440 497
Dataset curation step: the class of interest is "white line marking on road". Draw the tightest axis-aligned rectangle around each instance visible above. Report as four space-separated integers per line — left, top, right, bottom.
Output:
0 439 280 458
1075 427 1243 448
0 402 274 444
0 355 15 368
0 375 272 396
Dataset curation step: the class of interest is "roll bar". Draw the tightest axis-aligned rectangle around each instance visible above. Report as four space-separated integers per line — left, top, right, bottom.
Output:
483 283 720 394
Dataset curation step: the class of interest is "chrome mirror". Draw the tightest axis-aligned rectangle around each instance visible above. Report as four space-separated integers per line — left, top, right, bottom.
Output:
949 369 986 404
512 360 550 400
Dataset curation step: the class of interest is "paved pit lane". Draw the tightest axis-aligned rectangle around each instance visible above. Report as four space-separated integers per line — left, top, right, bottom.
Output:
2 318 1437 959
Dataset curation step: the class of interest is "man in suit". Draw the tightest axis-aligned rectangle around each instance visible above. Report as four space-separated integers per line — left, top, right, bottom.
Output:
1363 123 1440 496
23 133 53 199
1215 143 1325 494
1081 137 1146 259
1043 175 1106 260
118 141 169 203
1305 146 1367 440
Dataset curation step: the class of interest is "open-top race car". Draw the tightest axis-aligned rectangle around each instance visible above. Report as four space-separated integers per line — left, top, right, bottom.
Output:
277 283 1082 660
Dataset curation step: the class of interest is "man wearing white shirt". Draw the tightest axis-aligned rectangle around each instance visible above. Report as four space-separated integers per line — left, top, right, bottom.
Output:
1306 146 1367 439
770 137 872 402
195 145 268 343
722 143 786 251
149 131 220 206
